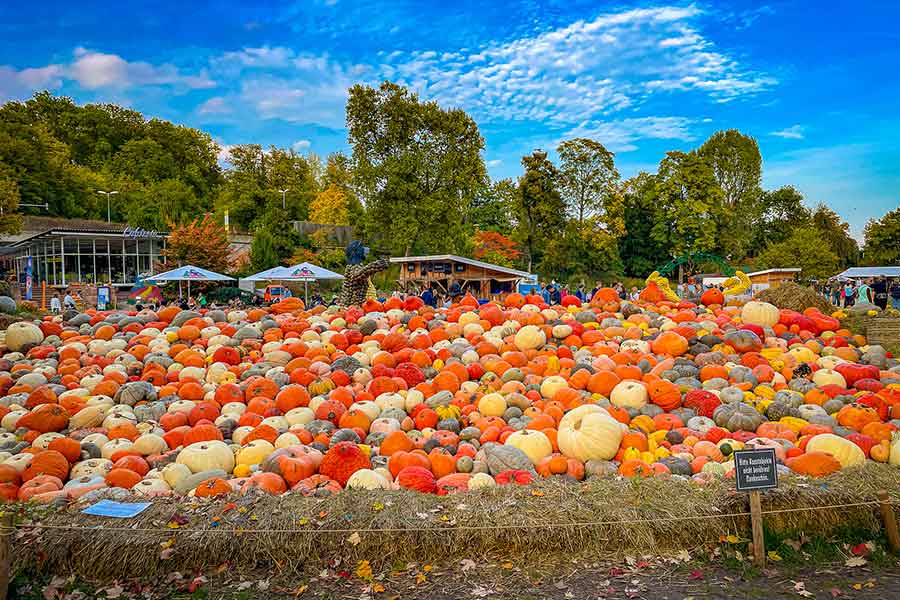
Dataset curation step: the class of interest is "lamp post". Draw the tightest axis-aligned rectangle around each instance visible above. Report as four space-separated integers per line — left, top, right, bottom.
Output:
98 190 119 222
278 189 289 210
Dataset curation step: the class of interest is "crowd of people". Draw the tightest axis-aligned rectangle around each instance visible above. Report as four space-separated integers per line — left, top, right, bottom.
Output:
821 277 900 310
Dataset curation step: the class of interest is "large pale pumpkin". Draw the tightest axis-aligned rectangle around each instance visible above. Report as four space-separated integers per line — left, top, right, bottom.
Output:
610 381 648 409
812 369 847 388
806 433 865 468
539 376 568 400
740 301 779 328
505 430 553 465
514 325 545 351
4 322 44 352
345 468 391 490
176 440 235 474
468 472 496 489
557 405 624 462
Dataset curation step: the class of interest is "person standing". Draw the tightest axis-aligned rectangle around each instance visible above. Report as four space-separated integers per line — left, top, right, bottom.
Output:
842 282 854 307
63 290 77 311
890 279 900 311
856 279 873 305
873 277 888 309
421 286 434 308
50 292 62 314
541 283 550 305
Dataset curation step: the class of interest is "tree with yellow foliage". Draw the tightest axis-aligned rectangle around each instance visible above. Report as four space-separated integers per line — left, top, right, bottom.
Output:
309 184 349 225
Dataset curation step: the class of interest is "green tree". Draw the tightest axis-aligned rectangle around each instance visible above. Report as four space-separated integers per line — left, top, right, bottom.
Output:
696 129 762 260
750 186 811 252
347 81 486 256
250 226 280 272
470 178 516 235
619 172 669 277
756 227 840 280
652 152 721 260
541 218 621 283
323 152 364 226
0 168 23 234
556 138 621 226
863 207 900 265
514 150 566 272
811 204 860 267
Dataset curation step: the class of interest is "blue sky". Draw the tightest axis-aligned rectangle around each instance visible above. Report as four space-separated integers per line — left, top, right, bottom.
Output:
1 1 898 239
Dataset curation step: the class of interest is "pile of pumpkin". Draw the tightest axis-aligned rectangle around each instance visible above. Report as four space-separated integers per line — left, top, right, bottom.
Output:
1 288 900 503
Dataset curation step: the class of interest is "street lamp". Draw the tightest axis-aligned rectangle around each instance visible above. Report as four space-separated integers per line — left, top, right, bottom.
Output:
98 190 119 222
278 189 289 210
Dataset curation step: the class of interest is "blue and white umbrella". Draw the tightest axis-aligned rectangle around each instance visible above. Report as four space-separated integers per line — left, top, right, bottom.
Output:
147 264 234 298
242 262 344 304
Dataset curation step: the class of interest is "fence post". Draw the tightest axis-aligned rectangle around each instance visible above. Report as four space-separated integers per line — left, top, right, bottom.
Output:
877 490 900 553
0 513 11 600
749 490 766 568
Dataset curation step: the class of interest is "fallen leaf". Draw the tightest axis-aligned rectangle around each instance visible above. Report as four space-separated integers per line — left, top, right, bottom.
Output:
236 582 253 590
850 543 869 557
423 564 433 573
102 584 123 599
675 550 691 562
460 559 477 572
416 573 427 584
356 560 373 581
768 551 783 562
347 532 361 546
531 489 544 497
373 502 385 511
297 517 309 526
372 583 385 593
792 581 813 598
852 583 862 591
293 584 308 596
689 570 704 580
845 556 867 568
830 588 842 597
257 579 270 591
500 562 513 570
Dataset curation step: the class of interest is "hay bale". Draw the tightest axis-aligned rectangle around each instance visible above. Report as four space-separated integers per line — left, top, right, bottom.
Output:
11 464 900 580
754 283 836 313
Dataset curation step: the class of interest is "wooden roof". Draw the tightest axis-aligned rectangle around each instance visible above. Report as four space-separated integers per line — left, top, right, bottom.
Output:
390 254 532 278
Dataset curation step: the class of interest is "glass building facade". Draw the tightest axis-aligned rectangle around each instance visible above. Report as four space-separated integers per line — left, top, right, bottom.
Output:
1 227 166 289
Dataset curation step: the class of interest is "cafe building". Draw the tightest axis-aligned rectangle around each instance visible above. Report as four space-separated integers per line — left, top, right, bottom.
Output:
0 216 167 300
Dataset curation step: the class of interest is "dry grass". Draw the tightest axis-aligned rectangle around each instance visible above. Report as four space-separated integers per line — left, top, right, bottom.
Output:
754 283 836 313
10 464 900 579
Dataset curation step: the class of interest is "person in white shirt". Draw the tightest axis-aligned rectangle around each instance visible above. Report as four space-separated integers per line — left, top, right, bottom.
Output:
50 292 62 313
63 291 77 311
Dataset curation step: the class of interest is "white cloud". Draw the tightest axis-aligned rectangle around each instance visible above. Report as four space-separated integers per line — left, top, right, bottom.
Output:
0 48 213 100
292 139 311 151
487 159 502 167
197 96 231 114
216 144 235 163
0 64 64 100
770 124 804 139
565 116 696 152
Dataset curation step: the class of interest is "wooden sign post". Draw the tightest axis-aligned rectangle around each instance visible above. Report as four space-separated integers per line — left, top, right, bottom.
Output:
734 448 778 568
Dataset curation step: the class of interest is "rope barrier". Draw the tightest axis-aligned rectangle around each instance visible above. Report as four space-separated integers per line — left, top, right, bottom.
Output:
0 500 882 536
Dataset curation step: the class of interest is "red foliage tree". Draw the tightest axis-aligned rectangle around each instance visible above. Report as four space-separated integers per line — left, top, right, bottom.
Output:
472 231 521 267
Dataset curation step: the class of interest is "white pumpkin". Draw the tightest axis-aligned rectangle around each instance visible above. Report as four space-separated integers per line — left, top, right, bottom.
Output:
557 404 624 462
812 368 846 388
346 469 391 490
350 400 382 422
610 381 648 409
70 405 106 429
3 453 34 473
177 440 235 474
741 301 780 328
514 325 546 351
375 392 406 412
275 432 301 448
505 430 553 465
285 407 314 426
468 472 496 489
161 462 193 488
4 322 44 351
132 478 172 495
101 438 134 459
32 432 64 450
132 434 168 456
71 458 113 480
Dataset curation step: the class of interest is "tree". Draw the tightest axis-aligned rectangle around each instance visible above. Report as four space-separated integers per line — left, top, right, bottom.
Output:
0 169 22 234
472 231 521 267
619 172 669 277
513 150 566 272
750 186 811 252
697 129 762 259
556 138 620 225
864 207 900 265
250 226 280 272
811 204 860 267
651 152 721 259
347 81 486 256
163 214 231 272
540 218 621 283
756 227 840 281
470 178 516 235
309 184 350 225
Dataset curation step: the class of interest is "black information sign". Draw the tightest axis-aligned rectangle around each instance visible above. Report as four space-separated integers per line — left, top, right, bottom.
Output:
733 448 778 492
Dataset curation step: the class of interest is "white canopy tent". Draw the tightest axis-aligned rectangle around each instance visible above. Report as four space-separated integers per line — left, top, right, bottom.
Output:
241 262 344 305
146 264 234 299
835 267 900 280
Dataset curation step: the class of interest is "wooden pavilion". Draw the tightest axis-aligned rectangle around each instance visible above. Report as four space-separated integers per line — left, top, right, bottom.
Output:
390 255 533 300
